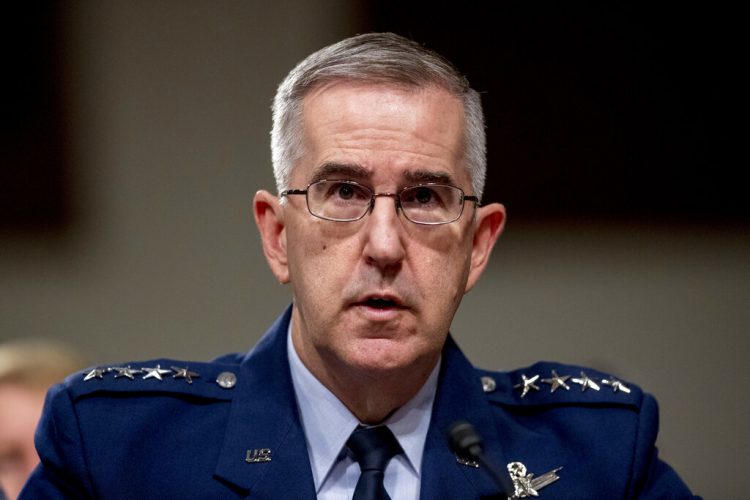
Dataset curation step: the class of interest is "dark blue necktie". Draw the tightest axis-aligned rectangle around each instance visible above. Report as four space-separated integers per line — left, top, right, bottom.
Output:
347 425 402 500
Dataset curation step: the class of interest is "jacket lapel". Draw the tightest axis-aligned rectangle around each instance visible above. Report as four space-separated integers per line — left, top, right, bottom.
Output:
213 307 316 498
420 335 511 500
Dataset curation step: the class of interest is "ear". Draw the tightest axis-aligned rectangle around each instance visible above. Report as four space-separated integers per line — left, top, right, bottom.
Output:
253 190 290 284
465 202 506 293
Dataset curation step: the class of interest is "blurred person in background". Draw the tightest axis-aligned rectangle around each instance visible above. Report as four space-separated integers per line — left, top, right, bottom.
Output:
0 340 84 500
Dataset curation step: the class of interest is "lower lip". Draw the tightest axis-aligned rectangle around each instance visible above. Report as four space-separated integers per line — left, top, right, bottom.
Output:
353 303 406 321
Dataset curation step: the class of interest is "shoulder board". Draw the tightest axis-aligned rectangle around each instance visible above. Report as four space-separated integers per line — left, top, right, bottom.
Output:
66 359 240 402
475 361 644 408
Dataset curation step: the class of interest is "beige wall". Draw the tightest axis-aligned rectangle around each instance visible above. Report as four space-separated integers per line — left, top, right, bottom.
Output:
1 2 747 496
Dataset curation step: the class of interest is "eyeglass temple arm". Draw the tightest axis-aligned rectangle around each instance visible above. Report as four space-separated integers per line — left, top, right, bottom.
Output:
280 189 307 197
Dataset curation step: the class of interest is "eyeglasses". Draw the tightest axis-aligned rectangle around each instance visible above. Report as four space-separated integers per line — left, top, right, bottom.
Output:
280 179 480 225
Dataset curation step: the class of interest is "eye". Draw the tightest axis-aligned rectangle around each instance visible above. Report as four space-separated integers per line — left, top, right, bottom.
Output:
321 181 370 202
402 186 442 206
336 183 355 200
414 187 434 204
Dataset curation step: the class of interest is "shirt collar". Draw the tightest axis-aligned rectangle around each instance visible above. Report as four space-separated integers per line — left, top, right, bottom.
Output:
287 323 440 492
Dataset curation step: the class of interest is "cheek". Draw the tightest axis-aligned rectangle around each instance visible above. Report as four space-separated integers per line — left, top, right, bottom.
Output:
416 232 473 299
288 222 357 291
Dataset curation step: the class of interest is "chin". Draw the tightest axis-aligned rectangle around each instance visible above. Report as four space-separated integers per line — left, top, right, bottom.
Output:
347 338 424 373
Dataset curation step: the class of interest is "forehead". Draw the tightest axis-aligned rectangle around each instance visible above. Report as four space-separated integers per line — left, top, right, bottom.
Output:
297 81 468 187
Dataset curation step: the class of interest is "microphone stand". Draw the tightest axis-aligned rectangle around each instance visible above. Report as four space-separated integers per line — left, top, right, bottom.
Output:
448 420 514 498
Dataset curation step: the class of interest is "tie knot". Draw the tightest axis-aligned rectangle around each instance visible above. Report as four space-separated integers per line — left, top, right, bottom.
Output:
347 425 402 472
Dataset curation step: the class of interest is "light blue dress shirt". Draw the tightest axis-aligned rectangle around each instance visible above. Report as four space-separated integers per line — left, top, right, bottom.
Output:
287 325 440 500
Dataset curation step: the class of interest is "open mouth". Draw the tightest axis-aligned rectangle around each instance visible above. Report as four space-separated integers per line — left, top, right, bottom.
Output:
352 294 408 321
364 297 399 309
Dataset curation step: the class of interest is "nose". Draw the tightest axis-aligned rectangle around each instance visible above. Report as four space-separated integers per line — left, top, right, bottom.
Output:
361 194 406 271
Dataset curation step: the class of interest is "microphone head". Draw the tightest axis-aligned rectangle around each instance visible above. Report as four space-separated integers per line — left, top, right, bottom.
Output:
448 420 483 459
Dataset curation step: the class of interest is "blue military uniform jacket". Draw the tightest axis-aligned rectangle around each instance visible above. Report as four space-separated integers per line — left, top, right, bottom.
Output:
21 307 698 499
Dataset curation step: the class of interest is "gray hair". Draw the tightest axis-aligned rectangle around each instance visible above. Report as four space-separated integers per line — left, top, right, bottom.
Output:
270 32 487 198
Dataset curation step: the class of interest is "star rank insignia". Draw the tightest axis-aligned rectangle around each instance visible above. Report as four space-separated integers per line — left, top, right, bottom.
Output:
142 364 172 381
507 461 563 498
601 376 631 393
111 366 141 379
571 371 600 391
171 366 200 384
541 370 571 393
83 367 107 381
514 374 540 398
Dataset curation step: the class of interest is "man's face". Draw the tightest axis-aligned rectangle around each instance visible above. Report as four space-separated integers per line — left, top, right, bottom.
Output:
0 384 45 499
256 82 503 382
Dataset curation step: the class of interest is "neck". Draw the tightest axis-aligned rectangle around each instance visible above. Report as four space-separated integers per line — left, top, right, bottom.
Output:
324 363 436 424
290 330 439 424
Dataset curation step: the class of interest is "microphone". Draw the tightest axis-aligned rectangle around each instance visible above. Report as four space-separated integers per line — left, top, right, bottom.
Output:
448 421 514 498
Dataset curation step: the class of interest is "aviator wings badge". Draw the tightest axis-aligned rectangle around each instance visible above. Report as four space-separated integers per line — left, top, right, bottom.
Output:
507 462 563 498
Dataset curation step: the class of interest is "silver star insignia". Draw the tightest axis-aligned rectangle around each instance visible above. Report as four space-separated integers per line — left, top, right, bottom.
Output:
171 366 200 384
540 370 571 393
571 371 600 391
601 376 631 394
111 366 141 380
513 374 540 398
142 364 172 381
83 367 107 381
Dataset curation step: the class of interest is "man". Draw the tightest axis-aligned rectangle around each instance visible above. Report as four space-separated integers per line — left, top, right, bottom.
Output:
21 33 698 499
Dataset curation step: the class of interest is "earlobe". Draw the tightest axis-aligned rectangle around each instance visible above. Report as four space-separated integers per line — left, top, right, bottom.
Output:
465 202 506 293
253 190 290 284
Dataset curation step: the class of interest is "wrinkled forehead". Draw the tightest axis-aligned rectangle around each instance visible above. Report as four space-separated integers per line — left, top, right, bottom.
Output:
296 81 469 187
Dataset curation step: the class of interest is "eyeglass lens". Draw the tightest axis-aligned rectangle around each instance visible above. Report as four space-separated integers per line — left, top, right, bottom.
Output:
306 180 465 224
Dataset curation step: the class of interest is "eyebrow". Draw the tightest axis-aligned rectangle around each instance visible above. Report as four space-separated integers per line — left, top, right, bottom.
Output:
310 162 456 187
310 162 369 183
403 169 455 186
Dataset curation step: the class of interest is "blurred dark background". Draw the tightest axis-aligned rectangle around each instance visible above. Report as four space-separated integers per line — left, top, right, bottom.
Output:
2 3 69 234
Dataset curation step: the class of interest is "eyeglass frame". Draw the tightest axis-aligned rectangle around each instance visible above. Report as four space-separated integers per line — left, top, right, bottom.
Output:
280 179 481 225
